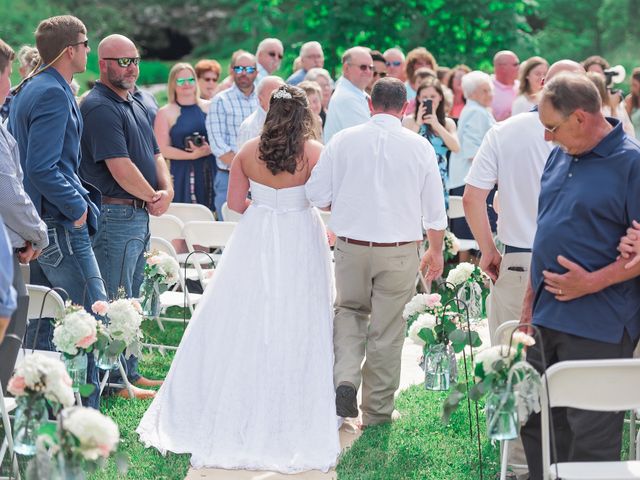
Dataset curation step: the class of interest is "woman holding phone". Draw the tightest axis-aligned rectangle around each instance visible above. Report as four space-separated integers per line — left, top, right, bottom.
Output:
402 78 459 208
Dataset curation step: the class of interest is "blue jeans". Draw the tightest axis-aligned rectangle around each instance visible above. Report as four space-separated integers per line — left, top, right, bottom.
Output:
26 217 106 408
92 204 149 384
214 169 229 220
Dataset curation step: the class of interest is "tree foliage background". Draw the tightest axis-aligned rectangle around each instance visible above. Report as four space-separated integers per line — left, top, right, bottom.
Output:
1 0 638 83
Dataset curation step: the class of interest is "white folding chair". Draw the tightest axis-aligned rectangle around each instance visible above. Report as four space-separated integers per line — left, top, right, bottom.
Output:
541 359 640 479
221 202 243 222
166 202 215 223
447 195 479 252
149 214 210 266
0 389 19 479
182 221 236 286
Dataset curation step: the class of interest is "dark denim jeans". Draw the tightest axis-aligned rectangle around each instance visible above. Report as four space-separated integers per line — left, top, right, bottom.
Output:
214 170 229 220
92 204 149 384
25 217 107 408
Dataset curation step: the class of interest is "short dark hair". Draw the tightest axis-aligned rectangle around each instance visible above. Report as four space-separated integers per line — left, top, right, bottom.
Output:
541 73 601 117
35 15 86 65
582 55 609 72
371 77 406 112
370 50 385 64
0 38 15 74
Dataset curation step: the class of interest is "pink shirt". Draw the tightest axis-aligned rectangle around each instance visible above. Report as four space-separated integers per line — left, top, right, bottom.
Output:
491 76 518 122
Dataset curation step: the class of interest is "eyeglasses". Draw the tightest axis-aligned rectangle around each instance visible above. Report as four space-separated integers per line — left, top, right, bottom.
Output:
386 60 402 67
201 75 219 82
350 63 374 72
176 77 196 86
543 114 572 135
102 57 140 68
373 71 387 78
232 66 257 74
69 39 89 48
268 51 283 60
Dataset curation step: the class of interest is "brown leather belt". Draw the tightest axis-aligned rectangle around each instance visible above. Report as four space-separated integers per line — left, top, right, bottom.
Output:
338 236 413 247
102 196 146 209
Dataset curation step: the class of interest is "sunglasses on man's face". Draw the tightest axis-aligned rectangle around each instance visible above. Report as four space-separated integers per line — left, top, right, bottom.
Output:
386 60 402 67
350 64 373 72
233 66 257 74
373 71 387 78
69 39 89 49
268 51 283 60
103 57 140 68
176 77 196 86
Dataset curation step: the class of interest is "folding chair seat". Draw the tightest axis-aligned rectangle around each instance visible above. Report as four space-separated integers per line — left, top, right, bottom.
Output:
149 214 210 266
182 221 236 286
447 195 479 252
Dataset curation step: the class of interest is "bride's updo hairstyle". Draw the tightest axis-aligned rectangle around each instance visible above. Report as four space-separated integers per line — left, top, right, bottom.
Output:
259 84 318 175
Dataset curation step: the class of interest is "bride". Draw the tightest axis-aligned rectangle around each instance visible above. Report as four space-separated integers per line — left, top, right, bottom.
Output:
137 85 341 473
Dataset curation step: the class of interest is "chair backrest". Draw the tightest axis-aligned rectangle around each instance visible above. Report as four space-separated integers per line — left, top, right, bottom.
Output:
26 284 65 320
150 236 179 258
541 359 640 476
182 221 237 250
492 320 520 346
447 195 464 219
221 202 243 222
149 214 184 244
166 203 215 223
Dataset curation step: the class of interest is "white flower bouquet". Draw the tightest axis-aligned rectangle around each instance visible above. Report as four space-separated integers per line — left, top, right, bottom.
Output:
8 354 75 409
52 304 99 358
92 298 144 361
139 250 180 317
445 262 489 320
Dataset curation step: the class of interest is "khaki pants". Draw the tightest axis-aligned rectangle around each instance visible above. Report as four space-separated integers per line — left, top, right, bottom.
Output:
487 251 531 478
333 238 419 426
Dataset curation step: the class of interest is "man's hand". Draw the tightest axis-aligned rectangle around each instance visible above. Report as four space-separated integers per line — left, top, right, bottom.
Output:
618 219 640 269
147 190 172 216
73 208 88 227
17 242 38 264
219 151 235 166
479 246 502 283
420 247 444 282
0 317 9 344
542 255 595 301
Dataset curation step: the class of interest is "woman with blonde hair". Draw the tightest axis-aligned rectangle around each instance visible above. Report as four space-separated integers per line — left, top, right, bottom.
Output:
511 56 548 115
154 62 216 209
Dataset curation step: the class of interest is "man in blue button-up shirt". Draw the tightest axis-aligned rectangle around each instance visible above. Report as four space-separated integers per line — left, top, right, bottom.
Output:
520 73 640 479
8 16 106 408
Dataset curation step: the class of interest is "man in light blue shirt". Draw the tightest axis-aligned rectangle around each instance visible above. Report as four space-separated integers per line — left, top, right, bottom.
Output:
0 216 16 344
206 50 258 218
323 47 373 144
287 41 324 86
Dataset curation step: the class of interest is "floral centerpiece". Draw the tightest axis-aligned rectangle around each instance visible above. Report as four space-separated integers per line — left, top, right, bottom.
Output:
92 298 143 370
442 331 541 441
8 354 75 455
421 229 460 264
404 293 481 391
445 262 489 320
28 406 125 479
52 304 100 393
139 250 179 318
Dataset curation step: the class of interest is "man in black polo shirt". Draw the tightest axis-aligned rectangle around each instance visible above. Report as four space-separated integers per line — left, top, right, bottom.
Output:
80 34 173 399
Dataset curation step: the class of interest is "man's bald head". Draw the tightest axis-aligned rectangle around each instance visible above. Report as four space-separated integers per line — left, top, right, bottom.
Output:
545 60 586 82
97 34 136 58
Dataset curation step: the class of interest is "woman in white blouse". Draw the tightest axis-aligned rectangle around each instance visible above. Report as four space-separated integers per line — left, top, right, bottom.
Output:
511 56 548 116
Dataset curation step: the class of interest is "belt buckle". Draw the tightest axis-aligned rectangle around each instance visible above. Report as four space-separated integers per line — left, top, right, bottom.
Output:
134 199 146 209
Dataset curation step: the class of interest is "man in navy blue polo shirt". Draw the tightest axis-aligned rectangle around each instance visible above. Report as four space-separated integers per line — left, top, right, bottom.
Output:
80 34 173 399
519 73 640 479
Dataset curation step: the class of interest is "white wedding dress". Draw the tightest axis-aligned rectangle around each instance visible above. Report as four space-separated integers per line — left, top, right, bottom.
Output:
137 180 341 473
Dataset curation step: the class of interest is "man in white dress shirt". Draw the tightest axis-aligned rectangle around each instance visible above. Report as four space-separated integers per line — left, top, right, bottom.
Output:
306 77 447 427
462 60 584 480
323 47 373 144
237 76 284 148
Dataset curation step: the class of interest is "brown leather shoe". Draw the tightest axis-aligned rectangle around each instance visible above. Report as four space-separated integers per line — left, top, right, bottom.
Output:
115 385 157 399
134 376 164 387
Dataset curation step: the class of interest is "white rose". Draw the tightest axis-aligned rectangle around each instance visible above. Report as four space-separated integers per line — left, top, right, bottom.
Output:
62 407 119 460
445 262 476 286
408 312 437 346
474 345 516 379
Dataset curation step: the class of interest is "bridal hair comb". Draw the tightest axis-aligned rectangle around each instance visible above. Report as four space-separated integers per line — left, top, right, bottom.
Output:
273 89 293 100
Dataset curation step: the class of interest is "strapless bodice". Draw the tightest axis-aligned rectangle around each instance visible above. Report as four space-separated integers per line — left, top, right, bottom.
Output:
249 180 310 212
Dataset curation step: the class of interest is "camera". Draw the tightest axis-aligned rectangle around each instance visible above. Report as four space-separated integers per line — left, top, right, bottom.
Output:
184 132 206 149
422 99 433 118
603 65 626 88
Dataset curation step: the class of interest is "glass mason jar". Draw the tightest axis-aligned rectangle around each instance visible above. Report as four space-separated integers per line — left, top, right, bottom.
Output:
485 382 519 441
52 454 86 480
140 280 161 318
13 395 48 455
456 281 483 323
63 353 88 393
424 343 457 391
96 347 119 370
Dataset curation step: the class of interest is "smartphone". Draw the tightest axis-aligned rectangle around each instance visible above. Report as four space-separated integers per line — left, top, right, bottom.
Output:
422 99 433 118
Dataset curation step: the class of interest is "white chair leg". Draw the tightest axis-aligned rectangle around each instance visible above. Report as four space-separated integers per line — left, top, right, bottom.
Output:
117 359 135 398
500 440 509 480
0 395 20 479
631 410 637 460
74 391 82 406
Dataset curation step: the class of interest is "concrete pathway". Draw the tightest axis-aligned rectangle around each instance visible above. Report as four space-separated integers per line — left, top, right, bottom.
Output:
185 321 490 479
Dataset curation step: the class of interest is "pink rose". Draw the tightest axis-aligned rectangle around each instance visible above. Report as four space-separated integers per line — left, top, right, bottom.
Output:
91 301 109 316
98 444 112 458
147 256 161 265
77 332 97 349
7 376 26 396
426 294 441 307
131 299 142 313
